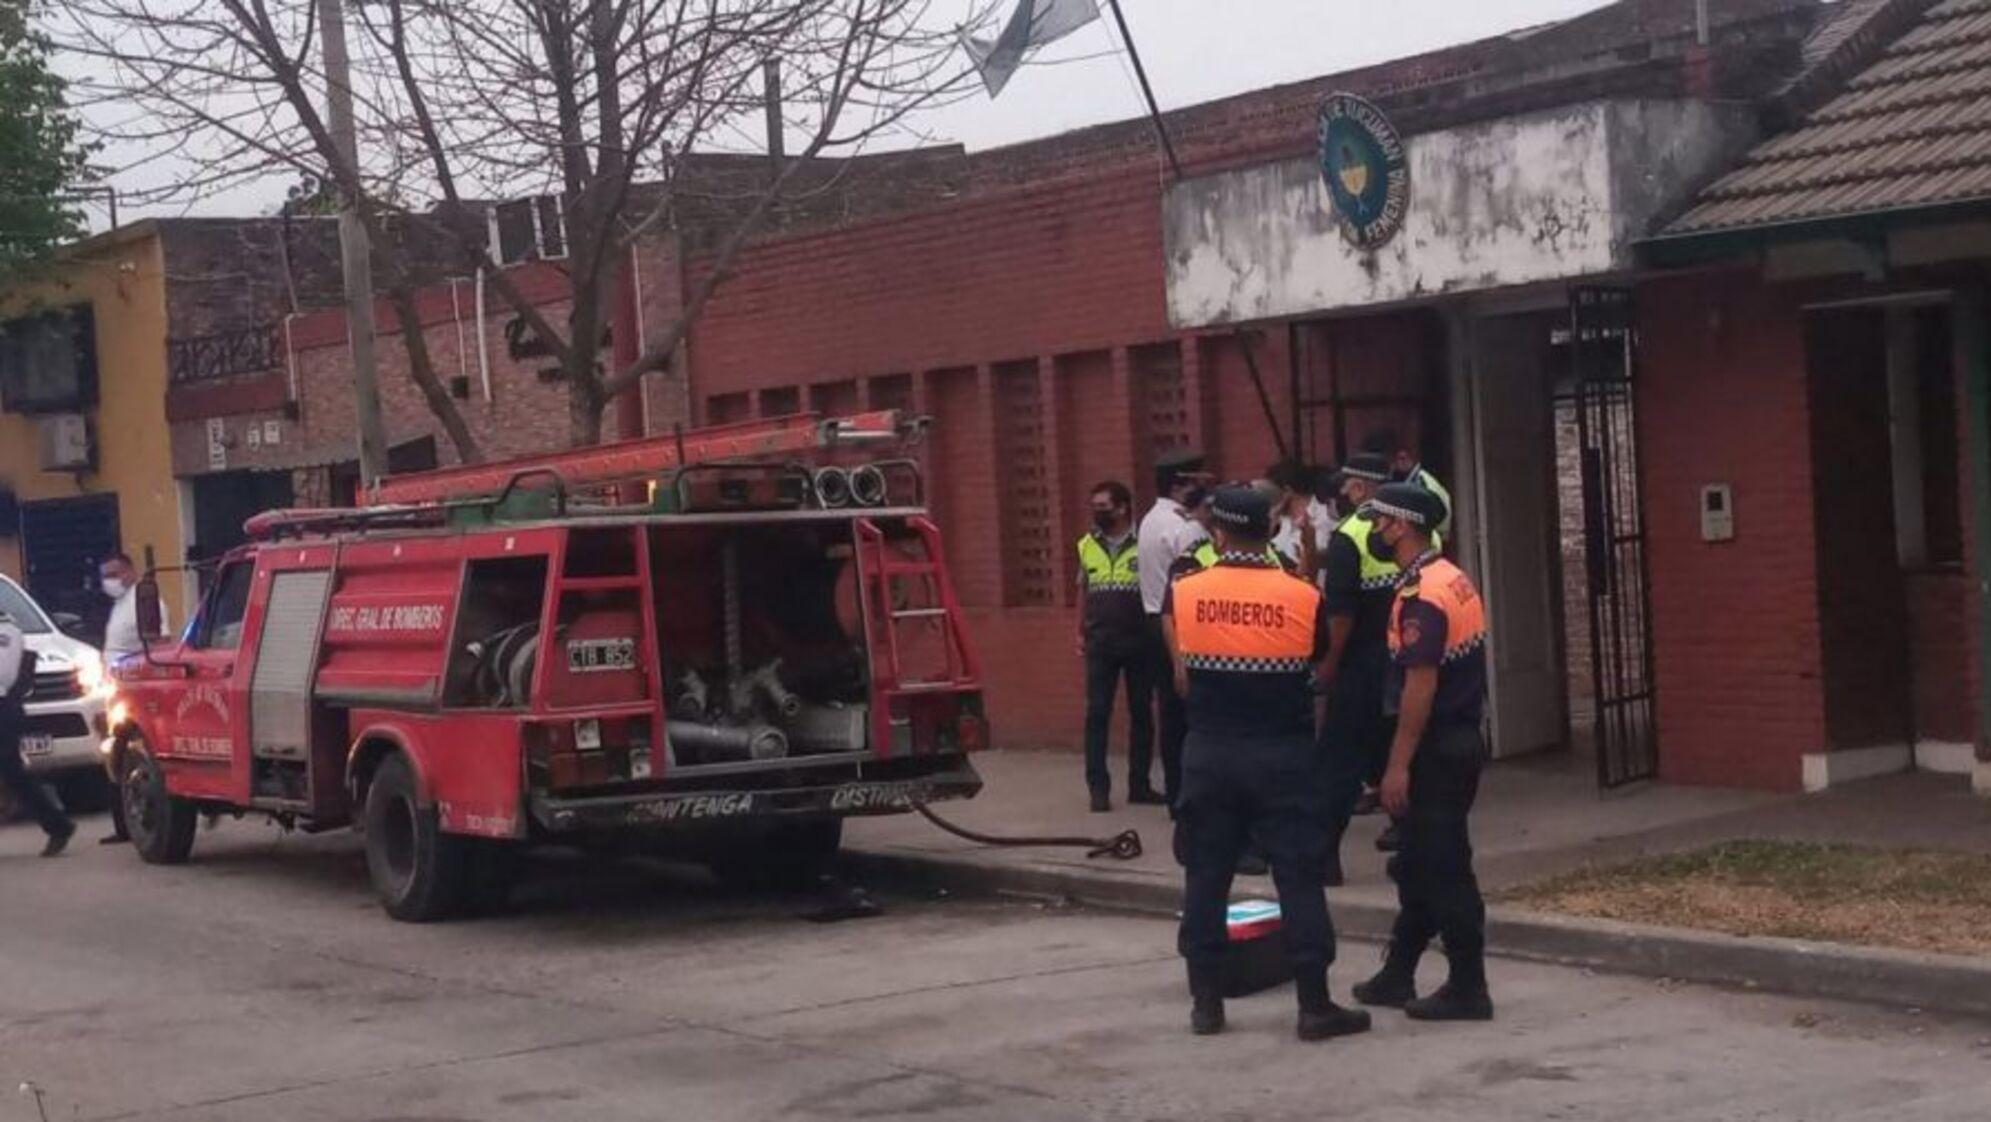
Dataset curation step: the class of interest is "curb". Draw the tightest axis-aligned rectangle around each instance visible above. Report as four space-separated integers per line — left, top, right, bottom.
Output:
843 847 1991 1021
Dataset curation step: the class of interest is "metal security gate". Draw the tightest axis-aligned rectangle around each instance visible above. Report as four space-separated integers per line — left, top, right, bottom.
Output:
1570 287 1657 787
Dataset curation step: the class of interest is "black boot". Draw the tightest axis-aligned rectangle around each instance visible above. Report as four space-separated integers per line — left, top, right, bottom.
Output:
1404 982 1493 1021
1352 965 1417 1008
1352 941 1422 1008
1188 963 1226 1036
1191 997 1227 1036
1294 969 1371 1041
1404 954 1492 1021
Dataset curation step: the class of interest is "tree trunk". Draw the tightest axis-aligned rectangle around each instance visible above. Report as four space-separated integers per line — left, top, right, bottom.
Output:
387 286 485 465
569 376 605 447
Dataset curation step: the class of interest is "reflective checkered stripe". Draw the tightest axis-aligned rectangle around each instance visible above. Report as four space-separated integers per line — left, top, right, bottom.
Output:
1183 653 1313 674
1442 630 1487 664
1334 513 1403 591
1086 578 1139 595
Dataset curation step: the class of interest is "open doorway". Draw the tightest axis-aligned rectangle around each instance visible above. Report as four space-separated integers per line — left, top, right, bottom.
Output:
1802 299 1972 781
1471 311 1570 761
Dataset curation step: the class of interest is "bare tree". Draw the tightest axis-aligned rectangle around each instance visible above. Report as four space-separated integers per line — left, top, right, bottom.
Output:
49 0 977 452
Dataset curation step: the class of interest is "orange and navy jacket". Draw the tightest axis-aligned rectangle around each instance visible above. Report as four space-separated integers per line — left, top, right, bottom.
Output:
1164 551 1329 738
1386 552 1488 726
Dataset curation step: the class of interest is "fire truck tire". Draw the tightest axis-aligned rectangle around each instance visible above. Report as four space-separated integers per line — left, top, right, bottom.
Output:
709 818 844 889
123 747 197 866
362 755 469 922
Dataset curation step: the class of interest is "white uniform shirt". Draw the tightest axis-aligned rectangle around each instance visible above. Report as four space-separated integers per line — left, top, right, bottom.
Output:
0 616 24 697
1308 498 1337 552
104 589 169 666
1136 498 1208 614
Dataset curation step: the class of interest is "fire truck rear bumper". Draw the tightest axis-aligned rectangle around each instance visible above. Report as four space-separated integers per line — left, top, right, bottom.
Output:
526 757 984 834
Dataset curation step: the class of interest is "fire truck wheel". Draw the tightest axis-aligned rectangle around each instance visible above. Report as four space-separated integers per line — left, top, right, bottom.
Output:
709 818 844 890
123 747 197 866
362 755 469 922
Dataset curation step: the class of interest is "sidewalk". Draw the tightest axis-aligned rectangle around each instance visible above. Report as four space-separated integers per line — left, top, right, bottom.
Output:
844 749 1991 1017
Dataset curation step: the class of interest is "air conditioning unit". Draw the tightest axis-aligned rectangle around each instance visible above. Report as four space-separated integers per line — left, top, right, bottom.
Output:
37 413 94 471
487 195 567 266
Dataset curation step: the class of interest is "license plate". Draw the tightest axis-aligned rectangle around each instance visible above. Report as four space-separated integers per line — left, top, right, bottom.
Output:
22 735 54 758
566 638 636 674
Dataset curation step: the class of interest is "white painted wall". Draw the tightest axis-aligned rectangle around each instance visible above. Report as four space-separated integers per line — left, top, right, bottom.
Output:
1163 99 1757 327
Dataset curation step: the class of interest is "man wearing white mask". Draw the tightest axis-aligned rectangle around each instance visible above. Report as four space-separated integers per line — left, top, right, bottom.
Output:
99 553 167 667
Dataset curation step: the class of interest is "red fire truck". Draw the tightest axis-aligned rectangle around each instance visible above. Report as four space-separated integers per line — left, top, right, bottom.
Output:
102 411 985 920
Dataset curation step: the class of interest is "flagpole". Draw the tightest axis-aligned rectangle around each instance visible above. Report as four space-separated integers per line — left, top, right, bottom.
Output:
1103 0 1184 180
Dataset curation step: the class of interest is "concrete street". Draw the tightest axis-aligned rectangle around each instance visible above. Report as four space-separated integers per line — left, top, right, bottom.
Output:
3 815 1989 1122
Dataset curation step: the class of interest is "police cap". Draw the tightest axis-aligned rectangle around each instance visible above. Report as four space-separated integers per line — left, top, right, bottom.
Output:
1338 452 1392 483
1360 481 1447 533
1210 484 1273 539
1154 448 1208 493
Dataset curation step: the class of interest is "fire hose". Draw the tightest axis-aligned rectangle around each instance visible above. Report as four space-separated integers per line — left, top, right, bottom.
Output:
910 800 1144 861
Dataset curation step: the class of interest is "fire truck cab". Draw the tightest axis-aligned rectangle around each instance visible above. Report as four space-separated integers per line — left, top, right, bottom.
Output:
104 411 985 920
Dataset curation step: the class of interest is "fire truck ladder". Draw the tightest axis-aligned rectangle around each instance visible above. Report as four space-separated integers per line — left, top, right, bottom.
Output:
855 516 977 694
371 410 921 506
246 411 925 540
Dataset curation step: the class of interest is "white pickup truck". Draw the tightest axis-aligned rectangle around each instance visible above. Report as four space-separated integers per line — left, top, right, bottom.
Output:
1 573 113 808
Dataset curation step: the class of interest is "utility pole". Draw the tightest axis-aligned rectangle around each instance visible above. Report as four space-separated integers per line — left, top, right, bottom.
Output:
763 57 785 183
318 0 389 489
1104 0 1183 180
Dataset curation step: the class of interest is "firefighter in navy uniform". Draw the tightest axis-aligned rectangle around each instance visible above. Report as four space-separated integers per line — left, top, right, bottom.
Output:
1317 453 1400 881
1163 486 1372 1041
1350 483 1494 1021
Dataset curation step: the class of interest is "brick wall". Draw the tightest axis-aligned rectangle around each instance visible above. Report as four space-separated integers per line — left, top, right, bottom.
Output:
1638 269 1825 791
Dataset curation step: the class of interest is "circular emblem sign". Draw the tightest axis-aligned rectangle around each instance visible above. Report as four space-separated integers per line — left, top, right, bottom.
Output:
1317 93 1410 250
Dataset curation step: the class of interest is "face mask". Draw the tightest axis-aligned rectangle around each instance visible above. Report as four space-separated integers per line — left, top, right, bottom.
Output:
1366 528 1397 565
1091 511 1118 533
102 578 128 599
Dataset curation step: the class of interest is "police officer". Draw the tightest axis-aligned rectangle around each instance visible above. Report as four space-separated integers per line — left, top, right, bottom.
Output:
1351 482 1493 1021
0 608 75 856
1318 453 1400 879
1163 486 1372 1041
1139 450 1212 808
1363 429 1453 539
1077 480 1159 811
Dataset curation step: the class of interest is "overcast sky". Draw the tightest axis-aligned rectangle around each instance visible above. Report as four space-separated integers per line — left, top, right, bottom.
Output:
75 0 1606 226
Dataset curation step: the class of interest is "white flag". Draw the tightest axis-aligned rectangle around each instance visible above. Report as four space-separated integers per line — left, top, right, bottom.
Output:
959 0 1102 98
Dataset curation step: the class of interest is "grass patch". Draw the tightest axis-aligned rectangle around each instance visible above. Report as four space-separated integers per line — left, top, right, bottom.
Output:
1497 840 1991 957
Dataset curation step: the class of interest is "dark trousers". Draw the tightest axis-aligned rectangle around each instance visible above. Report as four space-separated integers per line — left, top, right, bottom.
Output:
1147 617 1186 804
1319 648 1392 852
1083 637 1156 796
1385 723 1487 981
1176 731 1335 1003
0 700 70 838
